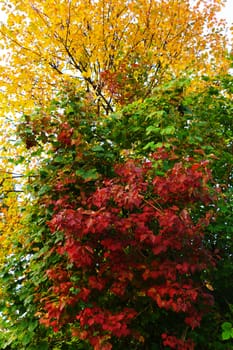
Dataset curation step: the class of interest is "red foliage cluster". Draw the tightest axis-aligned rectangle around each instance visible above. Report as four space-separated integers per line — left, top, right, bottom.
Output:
162 333 195 350
39 150 216 349
57 122 74 145
100 63 144 105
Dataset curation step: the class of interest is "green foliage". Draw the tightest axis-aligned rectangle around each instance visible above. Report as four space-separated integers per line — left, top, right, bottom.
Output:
221 322 233 341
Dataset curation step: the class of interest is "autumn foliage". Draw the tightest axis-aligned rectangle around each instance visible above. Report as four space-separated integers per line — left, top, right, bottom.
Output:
0 0 229 114
0 1 232 349
30 121 216 349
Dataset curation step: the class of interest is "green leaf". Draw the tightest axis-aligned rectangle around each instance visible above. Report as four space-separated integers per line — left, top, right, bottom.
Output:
76 168 99 180
22 332 33 346
160 125 175 135
221 322 233 340
91 145 105 152
146 126 160 135
28 320 38 332
54 155 66 163
221 322 232 331
38 184 51 196
154 142 164 148
143 141 156 150
222 331 231 340
24 294 34 305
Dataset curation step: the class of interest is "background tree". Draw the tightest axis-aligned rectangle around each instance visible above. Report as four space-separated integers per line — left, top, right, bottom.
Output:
0 0 229 115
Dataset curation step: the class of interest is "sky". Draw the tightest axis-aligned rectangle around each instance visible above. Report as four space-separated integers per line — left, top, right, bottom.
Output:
221 0 233 26
220 0 233 44
219 0 233 43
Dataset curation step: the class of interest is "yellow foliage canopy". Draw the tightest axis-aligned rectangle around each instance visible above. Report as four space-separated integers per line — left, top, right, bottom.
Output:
0 0 230 114
0 170 25 267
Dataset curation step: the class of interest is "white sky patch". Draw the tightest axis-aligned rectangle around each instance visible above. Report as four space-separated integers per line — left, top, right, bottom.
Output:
220 0 233 26
219 0 233 44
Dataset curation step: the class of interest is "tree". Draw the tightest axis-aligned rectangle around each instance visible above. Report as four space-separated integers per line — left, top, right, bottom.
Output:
37 144 217 350
0 0 229 115
0 1 232 349
0 81 232 349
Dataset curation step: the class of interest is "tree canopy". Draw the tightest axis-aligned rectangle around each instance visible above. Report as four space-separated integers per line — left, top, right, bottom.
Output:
0 1 232 350
0 0 229 113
